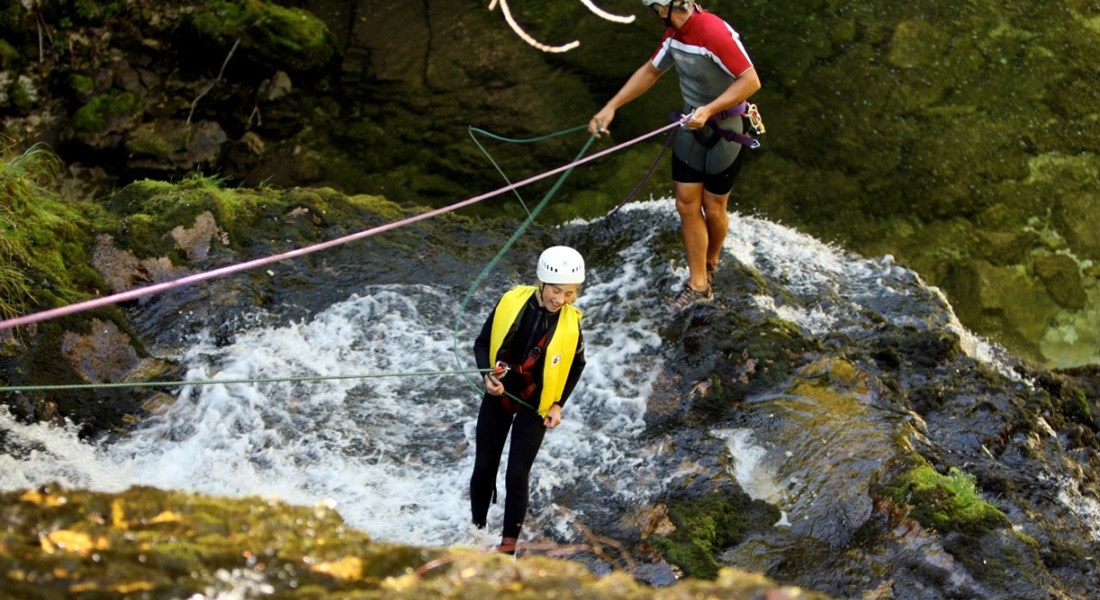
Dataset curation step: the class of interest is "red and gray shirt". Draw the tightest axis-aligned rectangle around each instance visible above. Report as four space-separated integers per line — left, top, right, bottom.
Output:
650 7 754 111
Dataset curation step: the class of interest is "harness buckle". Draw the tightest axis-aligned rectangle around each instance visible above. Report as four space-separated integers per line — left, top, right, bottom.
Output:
744 103 766 135
490 361 511 383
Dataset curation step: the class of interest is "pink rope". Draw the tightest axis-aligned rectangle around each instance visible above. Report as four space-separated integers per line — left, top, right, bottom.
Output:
0 119 685 330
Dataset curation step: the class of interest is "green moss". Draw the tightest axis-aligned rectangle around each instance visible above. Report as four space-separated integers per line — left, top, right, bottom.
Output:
188 0 335 71
0 484 448 597
653 493 781 580
100 176 411 264
67 72 96 97
0 143 106 317
124 123 183 157
880 455 1009 536
71 91 142 133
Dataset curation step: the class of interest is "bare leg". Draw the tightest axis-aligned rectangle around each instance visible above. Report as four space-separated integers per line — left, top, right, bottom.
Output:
702 189 730 269
674 181 710 292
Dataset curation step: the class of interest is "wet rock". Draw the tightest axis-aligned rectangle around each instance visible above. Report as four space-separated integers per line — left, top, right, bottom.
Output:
60 319 140 383
259 70 292 102
168 211 229 263
91 234 192 293
223 131 267 174
1053 192 1100 258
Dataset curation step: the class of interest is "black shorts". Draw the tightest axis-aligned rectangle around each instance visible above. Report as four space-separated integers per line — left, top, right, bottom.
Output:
672 145 746 196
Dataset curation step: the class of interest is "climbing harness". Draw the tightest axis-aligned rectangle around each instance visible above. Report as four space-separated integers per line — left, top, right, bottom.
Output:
490 361 511 383
606 103 764 217
696 101 766 149
492 328 548 413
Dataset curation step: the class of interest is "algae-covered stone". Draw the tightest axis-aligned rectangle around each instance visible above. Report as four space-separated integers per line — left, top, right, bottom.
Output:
652 490 782 580
125 120 229 174
71 91 143 148
0 485 829 599
1053 192 1100 258
888 19 948 70
186 0 336 72
1033 253 1087 310
880 455 1009 536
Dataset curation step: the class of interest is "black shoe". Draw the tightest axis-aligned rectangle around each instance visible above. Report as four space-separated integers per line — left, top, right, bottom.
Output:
706 262 718 284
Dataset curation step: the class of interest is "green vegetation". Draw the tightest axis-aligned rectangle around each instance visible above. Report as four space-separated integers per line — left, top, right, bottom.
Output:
0 143 102 318
653 493 780 580
0 143 416 324
880 455 1009 536
0 484 438 597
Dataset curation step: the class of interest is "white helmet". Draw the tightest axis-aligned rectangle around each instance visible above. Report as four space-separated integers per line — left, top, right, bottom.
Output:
642 0 693 7
537 246 585 284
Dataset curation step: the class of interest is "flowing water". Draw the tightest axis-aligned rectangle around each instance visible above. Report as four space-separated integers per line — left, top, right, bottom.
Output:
3 200 1089 560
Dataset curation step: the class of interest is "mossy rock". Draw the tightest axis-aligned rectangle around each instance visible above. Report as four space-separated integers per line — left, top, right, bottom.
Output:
186 0 336 72
879 455 1010 537
0 484 443 597
0 485 828 598
71 91 143 146
652 489 782 580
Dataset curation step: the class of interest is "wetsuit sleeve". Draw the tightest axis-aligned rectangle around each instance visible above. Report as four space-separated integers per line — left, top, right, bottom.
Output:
649 30 676 71
557 331 586 409
473 308 495 370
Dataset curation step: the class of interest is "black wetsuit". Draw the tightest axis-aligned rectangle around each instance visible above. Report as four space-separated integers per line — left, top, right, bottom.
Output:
470 292 586 539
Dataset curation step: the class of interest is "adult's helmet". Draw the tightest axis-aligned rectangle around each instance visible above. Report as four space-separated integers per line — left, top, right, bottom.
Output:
642 0 693 7
537 246 585 284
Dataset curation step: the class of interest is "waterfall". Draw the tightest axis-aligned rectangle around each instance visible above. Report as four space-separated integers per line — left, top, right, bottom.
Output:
0 200 1032 548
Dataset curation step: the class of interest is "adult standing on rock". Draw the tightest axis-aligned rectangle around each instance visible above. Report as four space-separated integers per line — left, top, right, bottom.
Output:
589 0 761 309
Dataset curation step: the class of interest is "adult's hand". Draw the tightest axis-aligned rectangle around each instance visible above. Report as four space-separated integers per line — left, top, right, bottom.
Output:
543 403 562 428
588 107 616 138
484 375 504 396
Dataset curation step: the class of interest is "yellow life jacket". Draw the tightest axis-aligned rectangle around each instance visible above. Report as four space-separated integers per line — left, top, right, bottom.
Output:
488 285 582 417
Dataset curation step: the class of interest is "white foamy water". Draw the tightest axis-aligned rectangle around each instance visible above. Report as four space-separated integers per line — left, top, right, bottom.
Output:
0 200 1042 547
712 427 785 505
1 219 675 548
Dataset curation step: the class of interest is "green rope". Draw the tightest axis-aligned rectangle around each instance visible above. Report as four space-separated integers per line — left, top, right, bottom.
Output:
0 368 492 393
452 123 598 413
467 124 588 217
